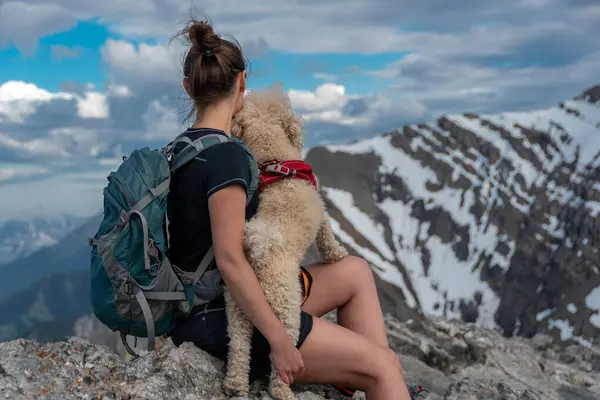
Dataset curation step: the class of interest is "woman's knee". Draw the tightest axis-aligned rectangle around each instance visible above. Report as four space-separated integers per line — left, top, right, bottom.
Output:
375 348 404 380
340 256 375 288
361 347 405 391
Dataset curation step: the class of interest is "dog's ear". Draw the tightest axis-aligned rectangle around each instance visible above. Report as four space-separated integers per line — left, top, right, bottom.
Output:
281 108 303 149
269 83 304 149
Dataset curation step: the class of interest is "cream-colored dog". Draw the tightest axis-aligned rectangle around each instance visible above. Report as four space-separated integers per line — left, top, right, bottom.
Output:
223 85 348 399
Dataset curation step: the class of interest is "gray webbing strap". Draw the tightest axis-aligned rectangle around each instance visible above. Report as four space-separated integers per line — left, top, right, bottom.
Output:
135 291 156 352
129 210 151 273
186 141 255 283
192 246 214 285
143 291 187 301
169 134 229 172
130 178 170 213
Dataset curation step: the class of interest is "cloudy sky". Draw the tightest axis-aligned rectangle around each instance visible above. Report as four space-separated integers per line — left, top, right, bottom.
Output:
0 0 599 221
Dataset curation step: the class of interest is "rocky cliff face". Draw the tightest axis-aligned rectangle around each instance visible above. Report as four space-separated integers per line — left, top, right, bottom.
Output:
306 85 600 347
1 313 599 400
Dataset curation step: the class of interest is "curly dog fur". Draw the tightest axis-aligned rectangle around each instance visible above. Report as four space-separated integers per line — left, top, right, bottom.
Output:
222 84 348 399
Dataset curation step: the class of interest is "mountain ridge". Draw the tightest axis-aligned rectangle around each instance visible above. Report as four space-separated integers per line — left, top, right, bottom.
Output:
306 84 600 346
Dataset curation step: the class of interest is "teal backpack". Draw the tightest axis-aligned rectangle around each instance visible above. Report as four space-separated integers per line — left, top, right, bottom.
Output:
89 132 258 356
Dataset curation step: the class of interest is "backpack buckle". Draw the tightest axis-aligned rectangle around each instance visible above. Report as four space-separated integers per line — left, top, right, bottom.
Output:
123 283 134 295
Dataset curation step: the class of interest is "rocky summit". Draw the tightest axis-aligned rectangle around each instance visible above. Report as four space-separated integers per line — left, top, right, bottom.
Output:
1 313 599 400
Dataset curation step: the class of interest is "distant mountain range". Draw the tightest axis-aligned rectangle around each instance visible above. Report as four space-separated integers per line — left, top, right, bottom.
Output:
0 215 87 265
0 84 598 348
0 214 101 303
0 269 88 342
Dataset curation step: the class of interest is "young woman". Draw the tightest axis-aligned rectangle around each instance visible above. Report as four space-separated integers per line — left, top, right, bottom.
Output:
167 18 412 400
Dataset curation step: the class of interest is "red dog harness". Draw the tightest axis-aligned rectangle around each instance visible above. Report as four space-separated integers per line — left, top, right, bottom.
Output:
258 160 318 192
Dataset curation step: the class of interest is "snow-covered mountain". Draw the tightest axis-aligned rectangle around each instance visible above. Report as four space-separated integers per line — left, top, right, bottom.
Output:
306 84 600 347
0 215 87 265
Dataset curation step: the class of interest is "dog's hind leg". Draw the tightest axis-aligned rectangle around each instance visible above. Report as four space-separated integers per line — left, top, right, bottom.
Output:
315 211 348 264
259 263 303 400
223 288 253 397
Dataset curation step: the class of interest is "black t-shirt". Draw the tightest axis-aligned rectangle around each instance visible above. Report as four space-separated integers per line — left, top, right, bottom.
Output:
167 128 258 272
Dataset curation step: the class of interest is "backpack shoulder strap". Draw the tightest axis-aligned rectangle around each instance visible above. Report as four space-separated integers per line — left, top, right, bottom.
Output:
167 133 230 172
228 137 259 206
163 133 259 295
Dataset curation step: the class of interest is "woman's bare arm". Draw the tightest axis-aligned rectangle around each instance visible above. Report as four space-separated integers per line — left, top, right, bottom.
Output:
208 184 289 345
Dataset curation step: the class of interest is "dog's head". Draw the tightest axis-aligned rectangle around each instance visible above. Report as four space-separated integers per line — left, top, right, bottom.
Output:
231 84 304 163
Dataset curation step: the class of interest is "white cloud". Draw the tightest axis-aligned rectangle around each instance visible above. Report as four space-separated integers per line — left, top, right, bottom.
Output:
107 84 132 97
289 83 426 126
141 99 183 139
0 126 107 163
378 50 600 116
100 39 182 84
0 131 67 158
0 81 71 122
77 92 109 119
0 2 76 55
0 81 144 172
0 81 109 122
290 84 348 113
1 0 593 56
0 170 109 221
0 164 50 181
313 73 337 82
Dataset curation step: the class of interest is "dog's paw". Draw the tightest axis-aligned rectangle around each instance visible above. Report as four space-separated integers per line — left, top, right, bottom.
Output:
321 244 348 264
269 382 296 400
223 376 250 398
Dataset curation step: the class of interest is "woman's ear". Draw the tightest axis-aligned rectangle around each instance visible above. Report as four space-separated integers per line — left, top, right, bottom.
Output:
183 77 190 97
238 71 246 96
234 72 246 114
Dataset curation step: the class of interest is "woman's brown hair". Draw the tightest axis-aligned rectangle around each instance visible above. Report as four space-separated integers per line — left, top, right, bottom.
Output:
172 18 247 122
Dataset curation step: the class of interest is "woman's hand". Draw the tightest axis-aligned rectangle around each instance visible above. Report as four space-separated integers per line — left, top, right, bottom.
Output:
270 334 305 384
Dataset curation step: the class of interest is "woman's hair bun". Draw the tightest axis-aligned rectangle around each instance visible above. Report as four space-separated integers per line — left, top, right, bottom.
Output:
187 20 220 51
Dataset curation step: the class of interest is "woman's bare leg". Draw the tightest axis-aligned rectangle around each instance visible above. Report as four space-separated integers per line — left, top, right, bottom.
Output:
302 256 389 349
297 316 410 400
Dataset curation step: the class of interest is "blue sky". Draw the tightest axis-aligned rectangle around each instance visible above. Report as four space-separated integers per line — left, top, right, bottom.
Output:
0 0 599 222
0 19 407 94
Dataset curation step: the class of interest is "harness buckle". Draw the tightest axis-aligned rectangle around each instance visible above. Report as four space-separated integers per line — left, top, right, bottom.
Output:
278 165 291 175
268 164 296 176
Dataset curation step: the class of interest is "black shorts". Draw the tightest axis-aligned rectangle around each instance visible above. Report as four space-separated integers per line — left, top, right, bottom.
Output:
170 267 314 380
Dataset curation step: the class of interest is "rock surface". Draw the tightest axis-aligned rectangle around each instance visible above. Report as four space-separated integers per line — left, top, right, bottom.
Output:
1 314 599 400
